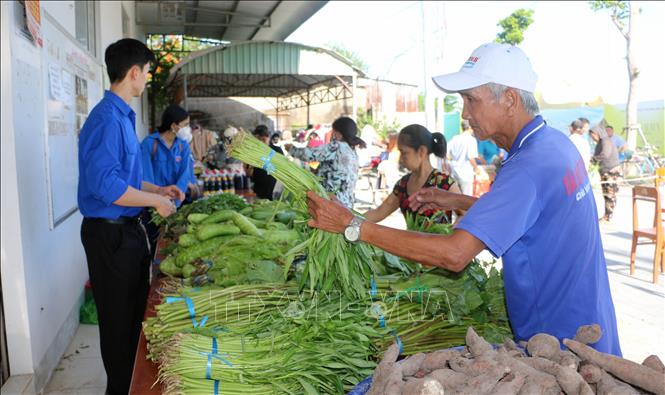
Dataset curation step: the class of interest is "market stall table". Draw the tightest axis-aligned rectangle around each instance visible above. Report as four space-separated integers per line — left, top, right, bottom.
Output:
129 191 256 394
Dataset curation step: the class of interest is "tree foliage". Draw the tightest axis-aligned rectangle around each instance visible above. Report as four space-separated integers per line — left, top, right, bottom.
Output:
325 42 369 73
589 1 629 37
146 34 222 129
495 8 535 45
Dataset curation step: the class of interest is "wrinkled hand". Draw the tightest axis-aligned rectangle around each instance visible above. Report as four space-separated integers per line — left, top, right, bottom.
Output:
306 191 353 233
159 185 185 202
155 195 177 218
407 187 457 214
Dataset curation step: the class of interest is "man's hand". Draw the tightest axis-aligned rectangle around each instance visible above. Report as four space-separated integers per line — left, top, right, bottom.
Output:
408 187 459 213
306 191 353 233
158 185 185 201
154 195 177 218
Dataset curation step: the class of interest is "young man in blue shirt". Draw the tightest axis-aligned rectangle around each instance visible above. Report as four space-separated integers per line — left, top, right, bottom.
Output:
78 38 184 394
305 43 622 356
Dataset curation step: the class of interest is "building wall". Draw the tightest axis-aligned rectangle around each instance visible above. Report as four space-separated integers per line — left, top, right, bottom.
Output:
0 1 146 391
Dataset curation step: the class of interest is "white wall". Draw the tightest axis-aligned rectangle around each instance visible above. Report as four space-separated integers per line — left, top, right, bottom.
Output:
1 1 147 391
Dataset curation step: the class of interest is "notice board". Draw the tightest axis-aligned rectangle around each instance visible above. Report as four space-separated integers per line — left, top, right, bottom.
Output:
41 13 103 229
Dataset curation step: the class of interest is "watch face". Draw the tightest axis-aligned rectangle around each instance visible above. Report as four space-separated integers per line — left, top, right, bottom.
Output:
344 226 359 242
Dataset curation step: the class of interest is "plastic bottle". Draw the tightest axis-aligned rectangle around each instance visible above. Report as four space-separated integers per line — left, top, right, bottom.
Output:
227 171 235 194
233 170 243 191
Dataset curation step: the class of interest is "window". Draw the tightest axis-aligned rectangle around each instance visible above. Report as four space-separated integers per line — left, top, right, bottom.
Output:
14 1 33 42
75 1 96 55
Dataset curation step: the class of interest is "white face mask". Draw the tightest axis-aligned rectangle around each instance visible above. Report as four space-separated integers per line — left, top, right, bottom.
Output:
177 126 192 143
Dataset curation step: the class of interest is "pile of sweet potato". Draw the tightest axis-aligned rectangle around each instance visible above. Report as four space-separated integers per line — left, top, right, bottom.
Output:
367 325 665 395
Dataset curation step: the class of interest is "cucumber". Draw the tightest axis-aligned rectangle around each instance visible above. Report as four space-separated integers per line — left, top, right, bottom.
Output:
178 233 198 248
250 210 273 221
159 256 182 277
196 223 241 241
275 210 296 224
263 229 301 244
239 207 253 216
201 209 235 224
232 212 263 236
265 222 288 231
187 213 209 224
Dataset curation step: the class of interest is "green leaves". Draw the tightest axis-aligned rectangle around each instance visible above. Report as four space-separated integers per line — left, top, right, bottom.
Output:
495 8 535 46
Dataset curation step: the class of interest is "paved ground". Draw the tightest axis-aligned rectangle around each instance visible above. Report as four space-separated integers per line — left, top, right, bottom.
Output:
34 181 664 394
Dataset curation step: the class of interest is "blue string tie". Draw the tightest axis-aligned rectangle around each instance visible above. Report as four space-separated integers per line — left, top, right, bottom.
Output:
370 277 378 299
260 150 277 175
200 337 233 380
165 296 208 328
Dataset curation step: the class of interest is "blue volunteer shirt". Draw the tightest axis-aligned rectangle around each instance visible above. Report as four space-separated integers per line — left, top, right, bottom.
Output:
457 115 622 356
78 90 143 219
140 132 193 206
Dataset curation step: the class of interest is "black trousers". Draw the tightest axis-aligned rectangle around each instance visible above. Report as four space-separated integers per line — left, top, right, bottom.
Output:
80 218 151 395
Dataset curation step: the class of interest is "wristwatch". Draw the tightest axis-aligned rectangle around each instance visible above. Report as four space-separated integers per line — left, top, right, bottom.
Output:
344 216 364 243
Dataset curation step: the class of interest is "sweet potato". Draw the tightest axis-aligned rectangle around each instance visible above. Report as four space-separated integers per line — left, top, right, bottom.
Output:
558 350 581 370
504 338 526 357
596 370 639 395
573 324 602 345
401 353 427 377
466 326 494 357
527 333 561 360
643 355 665 373
419 349 459 373
564 338 665 395
494 353 560 395
401 377 445 395
579 362 602 384
383 364 404 395
367 343 402 395
453 364 509 395
489 372 526 395
521 356 593 395
426 369 469 392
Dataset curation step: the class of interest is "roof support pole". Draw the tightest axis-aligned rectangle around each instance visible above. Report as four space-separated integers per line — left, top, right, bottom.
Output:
352 73 357 121
183 73 189 111
306 89 311 127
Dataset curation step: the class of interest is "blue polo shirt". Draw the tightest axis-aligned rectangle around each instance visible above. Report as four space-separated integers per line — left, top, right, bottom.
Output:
457 115 622 356
140 132 193 206
78 90 143 219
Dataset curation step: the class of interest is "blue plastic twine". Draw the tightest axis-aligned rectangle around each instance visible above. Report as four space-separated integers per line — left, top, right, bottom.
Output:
261 150 277 175
370 277 378 299
200 337 233 380
165 296 208 328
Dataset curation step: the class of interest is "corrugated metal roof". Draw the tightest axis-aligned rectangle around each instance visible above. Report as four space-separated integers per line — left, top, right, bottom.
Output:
168 41 363 99
136 1 327 42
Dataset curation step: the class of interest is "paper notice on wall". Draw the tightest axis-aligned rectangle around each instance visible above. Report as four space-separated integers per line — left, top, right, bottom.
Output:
48 63 64 101
61 70 74 106
25 0 43 47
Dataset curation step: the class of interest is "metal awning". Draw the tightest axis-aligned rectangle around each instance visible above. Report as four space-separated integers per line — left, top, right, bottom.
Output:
135 0 327 41
167 41 365 121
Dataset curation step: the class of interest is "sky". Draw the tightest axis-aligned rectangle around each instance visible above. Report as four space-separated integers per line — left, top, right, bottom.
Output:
287 1 665 105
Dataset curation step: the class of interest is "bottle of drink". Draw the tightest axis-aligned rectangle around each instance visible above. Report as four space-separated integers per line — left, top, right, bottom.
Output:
203 172 211 197
213 172 221 194
233 170 243 191
227 171 235 194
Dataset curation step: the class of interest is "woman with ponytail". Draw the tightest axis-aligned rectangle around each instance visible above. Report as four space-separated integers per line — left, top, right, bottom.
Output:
287 116 366 208
364 124 460 223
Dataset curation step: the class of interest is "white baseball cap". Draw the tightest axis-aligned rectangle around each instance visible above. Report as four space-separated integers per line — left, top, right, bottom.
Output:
432 43 538 93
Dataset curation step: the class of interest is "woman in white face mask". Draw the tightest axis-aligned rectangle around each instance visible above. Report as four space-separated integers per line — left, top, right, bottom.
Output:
139 104 195 254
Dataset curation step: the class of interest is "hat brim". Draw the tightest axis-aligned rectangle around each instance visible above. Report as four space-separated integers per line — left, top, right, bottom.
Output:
432 70 490 93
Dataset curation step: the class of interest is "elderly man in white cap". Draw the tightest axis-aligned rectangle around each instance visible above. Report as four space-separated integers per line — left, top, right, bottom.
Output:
305 43 622 355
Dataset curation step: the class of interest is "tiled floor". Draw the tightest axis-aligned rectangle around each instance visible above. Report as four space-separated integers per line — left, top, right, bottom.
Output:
37 184 664 393
43 325 105 395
